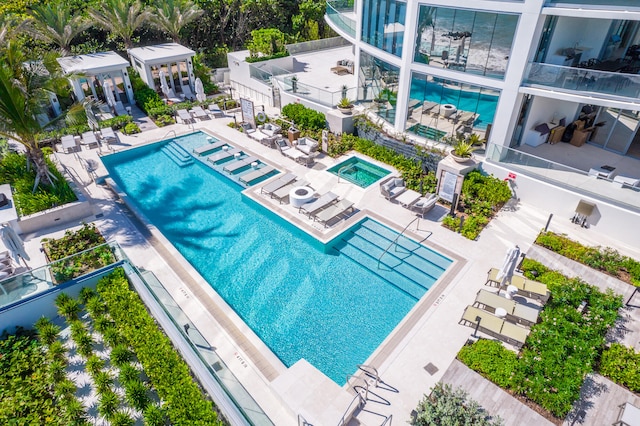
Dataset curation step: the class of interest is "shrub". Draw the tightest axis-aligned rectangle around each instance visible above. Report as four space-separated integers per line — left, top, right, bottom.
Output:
99 115 132 130
110 344 134 367
599 343 640 392
412 382 502 426
282 103 327 130
34 317 60 346
146 105 174 119
458 340 518 388
122 123 141 135
154 114 175 127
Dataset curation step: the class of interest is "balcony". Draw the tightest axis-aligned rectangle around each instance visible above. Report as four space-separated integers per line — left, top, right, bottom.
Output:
523 62 640 102
326 1 356 39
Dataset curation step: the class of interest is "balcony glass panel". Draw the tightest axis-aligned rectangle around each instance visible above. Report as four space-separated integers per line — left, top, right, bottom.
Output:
523 62 640 100
414 6 518 80
361 0 405 57
548 0 640 8
326 1 356 38
358 51 400 123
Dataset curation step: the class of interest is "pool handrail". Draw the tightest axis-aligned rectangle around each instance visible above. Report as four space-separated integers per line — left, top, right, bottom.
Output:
337 163 356 183
377 217 419 269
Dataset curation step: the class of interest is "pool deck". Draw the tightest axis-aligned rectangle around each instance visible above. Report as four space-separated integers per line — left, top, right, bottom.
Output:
15 109 640 426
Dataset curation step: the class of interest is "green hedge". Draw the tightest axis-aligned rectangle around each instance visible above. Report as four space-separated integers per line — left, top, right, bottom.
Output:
0 151 77 216
536 231 640 286
599 343 640 392
282 103 327 131
459 259 622 418
96 269 224 425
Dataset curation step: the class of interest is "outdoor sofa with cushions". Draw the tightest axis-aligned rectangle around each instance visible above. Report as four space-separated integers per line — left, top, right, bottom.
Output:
379 176 406 200
259 123 281 137
295 137 318 155
409 193 439 216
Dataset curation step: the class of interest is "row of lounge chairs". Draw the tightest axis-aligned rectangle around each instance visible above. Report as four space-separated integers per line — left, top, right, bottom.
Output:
485 268 550 302
61 127 120 153
176 105 225 124
421 101 478 125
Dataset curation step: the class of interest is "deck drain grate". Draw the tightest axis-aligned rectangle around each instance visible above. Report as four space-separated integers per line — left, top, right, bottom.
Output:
424 363 438 375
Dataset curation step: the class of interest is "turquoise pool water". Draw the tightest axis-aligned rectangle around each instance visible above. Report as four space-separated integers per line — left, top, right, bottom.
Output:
103 131 451 384
327 157 391 188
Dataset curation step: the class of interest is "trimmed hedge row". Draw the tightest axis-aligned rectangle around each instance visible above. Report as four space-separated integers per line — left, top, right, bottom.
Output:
536 231 640 286
459 259 622 418
96 269 224 425
599 343 640 392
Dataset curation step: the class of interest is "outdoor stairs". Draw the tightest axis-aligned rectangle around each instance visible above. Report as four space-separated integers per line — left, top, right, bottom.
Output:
331 219 449 301
161 141 193 167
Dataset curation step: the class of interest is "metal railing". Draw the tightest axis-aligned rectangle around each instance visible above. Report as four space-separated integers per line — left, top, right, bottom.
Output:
377 217 419 269
337 163 356 183
523 62 640 100
325 1 356 38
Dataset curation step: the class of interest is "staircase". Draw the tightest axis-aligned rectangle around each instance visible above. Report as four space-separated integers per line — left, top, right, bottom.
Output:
161 141 194 167
331 219 451 301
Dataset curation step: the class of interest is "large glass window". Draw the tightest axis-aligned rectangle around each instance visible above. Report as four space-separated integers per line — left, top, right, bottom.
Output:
361 0 406 57
405 72 499 141
358 51 400 124
414 6 518 79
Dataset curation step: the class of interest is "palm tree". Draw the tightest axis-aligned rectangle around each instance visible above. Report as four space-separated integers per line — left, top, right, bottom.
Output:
89 0 150 50
149 0 203 44
26 3 90 56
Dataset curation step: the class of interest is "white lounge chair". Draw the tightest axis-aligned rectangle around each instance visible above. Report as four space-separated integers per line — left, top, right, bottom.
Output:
164 89 182 103
61 135 78 153
313 199 354 227
114 101 128 116
100 127 119 144
223 156 259 173
176 109 194 124
207 148 240 164
299 192 338 217
271 179 309 203
208 104 225 118
81 131 100 149
239 166 276 184
260 173 297 195
190 106 209 121
193 141 226 155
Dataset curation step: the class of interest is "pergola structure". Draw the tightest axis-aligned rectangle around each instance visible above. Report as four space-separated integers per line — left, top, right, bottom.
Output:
128 43 196 98
57 51 134 105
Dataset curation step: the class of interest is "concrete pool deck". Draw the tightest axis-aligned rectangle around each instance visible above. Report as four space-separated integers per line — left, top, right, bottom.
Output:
26 111 640 425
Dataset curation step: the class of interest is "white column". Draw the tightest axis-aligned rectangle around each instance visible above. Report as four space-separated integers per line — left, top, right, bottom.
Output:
70 78 85 102
186 56 195 90
122 68 134 104
394 0 419 131
169 63 177 91
88 77 98 99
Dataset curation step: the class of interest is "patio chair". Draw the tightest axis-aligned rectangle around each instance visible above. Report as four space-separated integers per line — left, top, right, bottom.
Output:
613 402 640 426
295 137 318 155
474 289 540 327
208 104 225 118
379 176 406 200
409 193 439 217
460 305 529 348
100 127 119 145
61 135 78 153
510 275 550 303
176 109 194 124
164 89 182 104
299 192 338 217
193 141 226 156
239 166 276 184
485 268 502 286
313 199 355 227
260 173 297 196
206 148 240 164
190 106 210 121
296 153 316 168
271 179 309 203
422 101 438 114
223 156 259 174
114 101 128 116
81 131 100 149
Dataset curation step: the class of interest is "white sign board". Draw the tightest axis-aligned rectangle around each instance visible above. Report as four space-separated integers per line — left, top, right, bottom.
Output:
438 170 460 203
240 98 256 129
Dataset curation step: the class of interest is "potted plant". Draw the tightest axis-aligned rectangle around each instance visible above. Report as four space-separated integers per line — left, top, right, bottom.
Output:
450 140 475 163
337 97 354 114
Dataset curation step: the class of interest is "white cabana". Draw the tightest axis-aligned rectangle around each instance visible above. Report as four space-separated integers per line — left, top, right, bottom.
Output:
57 51 134 105
128 43 196 99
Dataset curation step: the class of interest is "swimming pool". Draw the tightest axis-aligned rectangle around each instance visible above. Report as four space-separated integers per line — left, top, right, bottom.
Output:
103 131 451 384
327 157 391 188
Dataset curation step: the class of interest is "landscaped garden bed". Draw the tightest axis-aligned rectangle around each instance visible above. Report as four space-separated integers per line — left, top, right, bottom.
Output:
535 231 640 286
1 268 225 425
42 223 116 283
458 259 623 422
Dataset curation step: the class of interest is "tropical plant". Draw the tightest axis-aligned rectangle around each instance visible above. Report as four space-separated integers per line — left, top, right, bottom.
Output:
94 370 115 394
281 103 326 130
337 97 353 109
451 139 475 158
97 388 119 420
35 316 61 345
110 411 135 426
88 0 150 50
246 28 288 60
56 294 80 320
86 354 105 376
118 363 141 385
412 382 503 426
143 402 168 426
54 377 77 400
124 379 150 411
26 3 90 56
110 344 134 367
122 122 141 134
148 0 203 44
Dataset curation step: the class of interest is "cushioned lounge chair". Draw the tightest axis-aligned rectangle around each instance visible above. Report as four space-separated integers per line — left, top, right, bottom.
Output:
275 138 305 161
176 109 194 124
272 180 308 203
208 104 224 118
100 127 119 145
485 268 550 302
422 101 438 114
193 141 227 155
299 192 338 217
190 106 210 121
460 305 529 348
81 131 100 149
409 193 439 217
239 166 276 184
164 89 182 103
61 135 78 153
474 289 540 327
260 173 297 195
379 176 406 200
223 156 258 174
313 199 354 227
206 148 240 164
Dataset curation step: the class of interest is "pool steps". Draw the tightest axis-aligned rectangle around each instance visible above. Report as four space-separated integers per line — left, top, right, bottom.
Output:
332 220 446 301
161 141 193 167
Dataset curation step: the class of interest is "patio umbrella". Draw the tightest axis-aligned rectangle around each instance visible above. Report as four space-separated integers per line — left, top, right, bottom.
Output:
496 245 520 287
103 80 116 107
159 71 170 97
195 77 206 102
1 224 29 267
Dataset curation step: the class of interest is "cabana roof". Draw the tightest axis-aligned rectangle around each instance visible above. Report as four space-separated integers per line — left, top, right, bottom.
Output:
57 51 129 75
128 43 195 65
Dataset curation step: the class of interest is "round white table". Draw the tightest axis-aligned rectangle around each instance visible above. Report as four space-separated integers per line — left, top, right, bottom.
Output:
441 104 457 118
504 285 518 300
495 307 508 318
289 186 314 208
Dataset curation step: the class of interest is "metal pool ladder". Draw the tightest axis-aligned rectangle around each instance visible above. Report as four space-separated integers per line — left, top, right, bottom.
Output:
377 217 419 269
337 163 356 183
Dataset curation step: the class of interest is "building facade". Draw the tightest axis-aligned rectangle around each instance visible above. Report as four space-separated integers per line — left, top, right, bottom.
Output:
326 0 640 245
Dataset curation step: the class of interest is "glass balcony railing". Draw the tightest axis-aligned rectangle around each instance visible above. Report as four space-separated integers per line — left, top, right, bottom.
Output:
547 1 640 9
272 74 357 107
523 62 640 100
326 1 356 39
486 144 640 213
